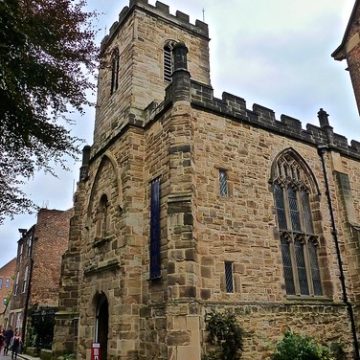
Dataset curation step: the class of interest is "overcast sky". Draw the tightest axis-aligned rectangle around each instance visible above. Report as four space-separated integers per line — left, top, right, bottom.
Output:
0 0 358 267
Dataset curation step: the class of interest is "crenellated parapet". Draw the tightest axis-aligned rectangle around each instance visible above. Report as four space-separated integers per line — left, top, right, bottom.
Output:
186 79 360 159
100 0 209 53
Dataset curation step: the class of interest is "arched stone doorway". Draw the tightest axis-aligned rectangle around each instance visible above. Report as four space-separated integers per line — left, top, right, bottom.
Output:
95 293 109 360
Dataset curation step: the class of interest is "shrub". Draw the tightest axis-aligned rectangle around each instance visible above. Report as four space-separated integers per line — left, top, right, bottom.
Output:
271 331 334 360
203 310 244 360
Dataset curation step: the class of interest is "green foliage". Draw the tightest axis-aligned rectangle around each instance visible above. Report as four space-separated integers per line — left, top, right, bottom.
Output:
203 310 244 360
271 331 344 360
0 0 98 222
57 354 76 360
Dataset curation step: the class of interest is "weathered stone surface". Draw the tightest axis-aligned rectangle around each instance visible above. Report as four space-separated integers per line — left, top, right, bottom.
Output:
53 1 360 359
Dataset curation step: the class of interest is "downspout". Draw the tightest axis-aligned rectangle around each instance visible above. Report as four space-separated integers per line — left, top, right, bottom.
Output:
22 258 33 343
21 231 34 343
318 145 359 359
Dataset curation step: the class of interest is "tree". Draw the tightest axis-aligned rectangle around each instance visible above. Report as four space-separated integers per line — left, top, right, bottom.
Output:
0 0 98 223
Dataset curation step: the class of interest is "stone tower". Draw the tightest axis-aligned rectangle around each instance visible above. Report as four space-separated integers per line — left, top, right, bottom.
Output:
53 1 360 359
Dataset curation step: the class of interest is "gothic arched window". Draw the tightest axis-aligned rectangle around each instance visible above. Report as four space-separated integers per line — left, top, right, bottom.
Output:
110 48 119 95
271 149 322 297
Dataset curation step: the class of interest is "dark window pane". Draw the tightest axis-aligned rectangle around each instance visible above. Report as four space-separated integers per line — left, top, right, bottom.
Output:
274 184 287 230
295 240 309 295
309 242 322 296
280 236 295 295
301 191 314 234
288 187 301 232
224 261 234 293
219 170 229 197
110 51 119 94
150 178 161 279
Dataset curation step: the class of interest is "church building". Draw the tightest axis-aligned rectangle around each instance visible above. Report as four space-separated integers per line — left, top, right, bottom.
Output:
53 1 360 358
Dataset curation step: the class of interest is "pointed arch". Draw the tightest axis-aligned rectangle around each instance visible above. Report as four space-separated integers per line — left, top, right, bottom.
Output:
87 151 123 219
270 147 323 297
270 147 320 195
93 291 109 360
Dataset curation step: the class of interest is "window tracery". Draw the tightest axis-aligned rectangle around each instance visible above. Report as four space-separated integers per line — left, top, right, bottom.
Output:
271 149 322 296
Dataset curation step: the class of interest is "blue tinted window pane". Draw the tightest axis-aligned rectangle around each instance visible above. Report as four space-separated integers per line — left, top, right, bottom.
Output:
150 178 161 279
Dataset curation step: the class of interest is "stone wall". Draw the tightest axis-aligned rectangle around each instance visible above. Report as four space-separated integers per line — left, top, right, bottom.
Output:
53 1 360 359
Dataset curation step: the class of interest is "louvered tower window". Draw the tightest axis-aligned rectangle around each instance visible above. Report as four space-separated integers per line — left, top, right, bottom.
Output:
164 44 173 82
110 48 119 95
271 149 322 297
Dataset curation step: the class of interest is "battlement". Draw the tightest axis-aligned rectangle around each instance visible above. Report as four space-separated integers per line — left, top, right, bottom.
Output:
100 0 209 53
186 80 360 159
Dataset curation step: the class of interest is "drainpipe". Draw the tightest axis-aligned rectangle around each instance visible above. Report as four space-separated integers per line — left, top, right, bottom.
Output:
318 145 359 359
21 229 35 343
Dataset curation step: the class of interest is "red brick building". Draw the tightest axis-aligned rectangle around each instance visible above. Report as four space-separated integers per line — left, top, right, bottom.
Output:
333 0 360 114
8 208 72 347
0 258 16 327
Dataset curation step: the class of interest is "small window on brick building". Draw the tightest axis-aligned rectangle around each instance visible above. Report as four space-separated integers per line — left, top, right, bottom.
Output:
219 169 229 197
27 236 32 257
5 278 10 288
22 266 29 293
150 178 161 280
0 278 2 289
224 261 234 293
110 48 119 95
14 272 19 295
19 244 23 263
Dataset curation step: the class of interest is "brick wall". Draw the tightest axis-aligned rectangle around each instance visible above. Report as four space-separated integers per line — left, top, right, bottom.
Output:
0 258 16 317
30 209 72 307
